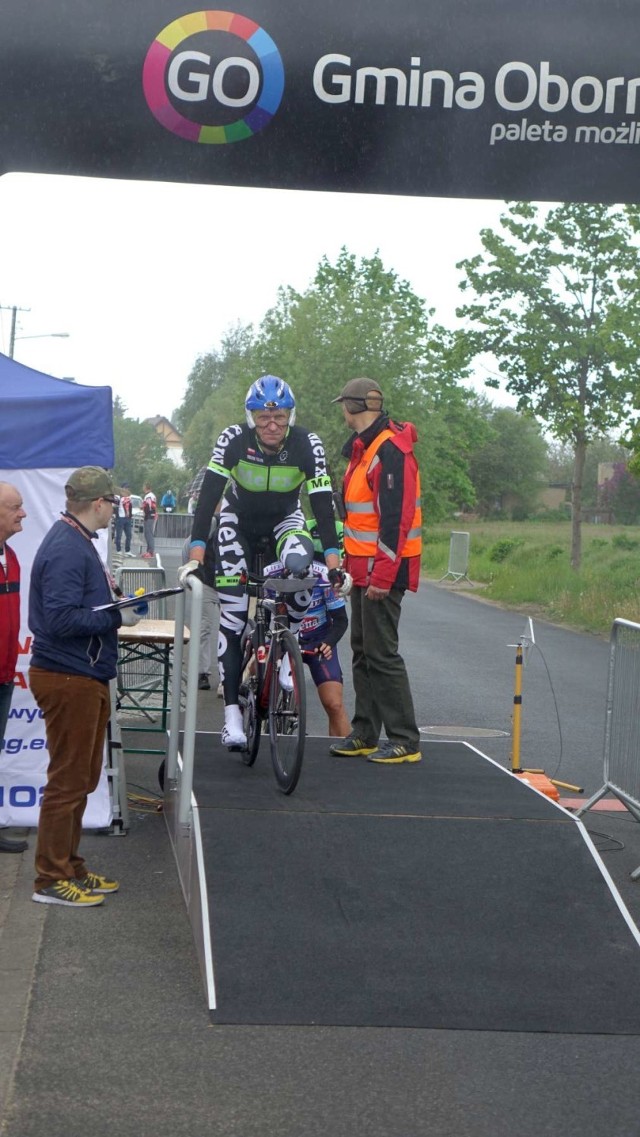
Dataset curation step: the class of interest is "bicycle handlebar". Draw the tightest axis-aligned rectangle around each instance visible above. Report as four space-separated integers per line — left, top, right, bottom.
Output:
243 572 317 594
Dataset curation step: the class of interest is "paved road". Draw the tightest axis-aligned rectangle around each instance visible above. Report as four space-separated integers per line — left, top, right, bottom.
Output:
165 539 611 794
402 583 610 795
2 548 637 1136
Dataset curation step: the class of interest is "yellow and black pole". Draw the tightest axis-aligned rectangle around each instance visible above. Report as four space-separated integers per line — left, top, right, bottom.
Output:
508 620 567 801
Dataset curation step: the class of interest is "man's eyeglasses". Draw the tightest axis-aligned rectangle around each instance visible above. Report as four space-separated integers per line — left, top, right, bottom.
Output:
98 495 118 505
254 411 289 426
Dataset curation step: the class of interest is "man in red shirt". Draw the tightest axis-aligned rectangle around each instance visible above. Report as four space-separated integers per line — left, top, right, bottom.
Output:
0 481 29 851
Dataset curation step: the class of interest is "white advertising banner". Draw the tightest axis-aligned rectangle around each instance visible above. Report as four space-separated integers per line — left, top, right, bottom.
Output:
0 467 112 829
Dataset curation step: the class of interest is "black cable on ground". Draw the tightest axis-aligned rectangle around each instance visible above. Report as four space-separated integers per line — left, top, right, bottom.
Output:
531 641 564 781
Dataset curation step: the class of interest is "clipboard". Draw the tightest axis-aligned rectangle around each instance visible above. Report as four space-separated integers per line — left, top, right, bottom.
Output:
92 587 183 612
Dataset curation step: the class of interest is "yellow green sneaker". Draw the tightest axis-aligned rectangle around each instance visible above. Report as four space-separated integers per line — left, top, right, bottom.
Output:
32 879 105 907
79 871 120 894
367 743 422 764
329 735 378 757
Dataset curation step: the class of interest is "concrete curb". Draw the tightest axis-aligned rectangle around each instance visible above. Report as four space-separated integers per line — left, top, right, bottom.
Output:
0 843 45 1129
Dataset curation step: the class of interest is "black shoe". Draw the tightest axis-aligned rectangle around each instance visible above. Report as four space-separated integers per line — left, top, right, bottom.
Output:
0 833 28 853
198 673 211 690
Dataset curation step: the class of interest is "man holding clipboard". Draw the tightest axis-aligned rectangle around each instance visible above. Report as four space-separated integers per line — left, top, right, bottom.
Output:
28 466 149 909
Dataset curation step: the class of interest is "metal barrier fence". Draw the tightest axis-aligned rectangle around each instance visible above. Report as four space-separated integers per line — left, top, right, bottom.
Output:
154 512 193 540
439 530 471 583
576 618 640 879
114 565 167 619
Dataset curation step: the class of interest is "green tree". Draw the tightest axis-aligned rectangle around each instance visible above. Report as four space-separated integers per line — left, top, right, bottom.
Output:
176 323 257 472
547 436 630 509
457 202 640 568
601 463 640 524
143 457 189 509
251 249 488 519
468 406 548 518
112 411 168 493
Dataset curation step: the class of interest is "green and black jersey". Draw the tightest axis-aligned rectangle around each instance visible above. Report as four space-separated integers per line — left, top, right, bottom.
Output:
191 423 339 554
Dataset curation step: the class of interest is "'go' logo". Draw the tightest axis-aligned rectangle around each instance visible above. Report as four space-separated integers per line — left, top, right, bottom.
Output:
142 10 285 143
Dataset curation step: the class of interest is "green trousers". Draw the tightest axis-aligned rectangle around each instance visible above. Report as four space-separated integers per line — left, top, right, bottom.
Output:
349 585 419 749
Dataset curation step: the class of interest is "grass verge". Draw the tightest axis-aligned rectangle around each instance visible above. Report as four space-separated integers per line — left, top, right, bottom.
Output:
423 521 640 636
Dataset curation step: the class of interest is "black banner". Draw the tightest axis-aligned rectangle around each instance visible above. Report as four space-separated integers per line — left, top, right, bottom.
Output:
1 0 639 201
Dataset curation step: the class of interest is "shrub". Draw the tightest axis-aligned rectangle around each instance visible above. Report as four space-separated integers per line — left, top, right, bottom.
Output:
488 538 524 563
612 533 639 551
532 508 571 523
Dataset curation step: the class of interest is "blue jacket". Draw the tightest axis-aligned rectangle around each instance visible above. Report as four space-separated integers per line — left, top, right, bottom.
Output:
29 517 122 681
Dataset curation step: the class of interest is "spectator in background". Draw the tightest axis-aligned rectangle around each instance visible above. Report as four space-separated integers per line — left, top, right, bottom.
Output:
142 483 157 559
29 465 147 907
0 481 29 853
113 482 133 556
161 489 176 513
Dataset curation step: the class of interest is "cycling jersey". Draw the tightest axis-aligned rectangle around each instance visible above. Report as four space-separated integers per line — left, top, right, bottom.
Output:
263 559 348 687
263 559 347 647
191 423 338 555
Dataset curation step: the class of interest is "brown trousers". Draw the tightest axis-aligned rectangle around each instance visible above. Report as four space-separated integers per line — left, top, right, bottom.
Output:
29 668 110 890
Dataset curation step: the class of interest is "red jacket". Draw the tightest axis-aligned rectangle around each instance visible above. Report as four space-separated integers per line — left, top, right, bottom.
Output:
341 416 422 592
0 543 20 684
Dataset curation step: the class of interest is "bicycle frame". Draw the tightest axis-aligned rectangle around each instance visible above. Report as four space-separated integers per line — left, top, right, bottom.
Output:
241 552 309 713
238 547 313 793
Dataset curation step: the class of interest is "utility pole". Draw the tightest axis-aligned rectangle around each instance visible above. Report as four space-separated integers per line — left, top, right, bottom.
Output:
0 304 30 358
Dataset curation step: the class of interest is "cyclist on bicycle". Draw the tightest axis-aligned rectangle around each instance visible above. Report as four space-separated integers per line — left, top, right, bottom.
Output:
263 518 351 737
179 375 349 748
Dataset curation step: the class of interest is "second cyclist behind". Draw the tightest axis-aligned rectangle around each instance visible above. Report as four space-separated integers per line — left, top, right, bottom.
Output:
179 375 349 748
263 518 351 738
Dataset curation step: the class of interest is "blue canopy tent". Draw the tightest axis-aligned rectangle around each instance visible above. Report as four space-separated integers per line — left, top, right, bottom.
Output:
0 352 113 469
0 351 115 830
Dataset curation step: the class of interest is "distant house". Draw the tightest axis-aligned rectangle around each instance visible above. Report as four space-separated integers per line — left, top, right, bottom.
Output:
145 415 184 465
538 483 570 512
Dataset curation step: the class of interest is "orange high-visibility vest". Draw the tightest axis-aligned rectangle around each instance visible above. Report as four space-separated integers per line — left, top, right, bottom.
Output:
343 428 422 559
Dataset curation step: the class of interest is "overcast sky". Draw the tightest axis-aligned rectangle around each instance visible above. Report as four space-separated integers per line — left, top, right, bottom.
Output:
0 172 514 422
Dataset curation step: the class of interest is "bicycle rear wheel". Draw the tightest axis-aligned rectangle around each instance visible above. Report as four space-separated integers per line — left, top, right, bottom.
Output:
239 637 261 766
269 628 306 794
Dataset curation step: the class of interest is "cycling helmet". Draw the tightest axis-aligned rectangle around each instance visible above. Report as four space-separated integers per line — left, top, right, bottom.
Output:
245 375 296 428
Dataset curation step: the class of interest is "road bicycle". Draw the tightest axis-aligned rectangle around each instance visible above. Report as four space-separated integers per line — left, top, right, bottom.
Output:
237 544 314 794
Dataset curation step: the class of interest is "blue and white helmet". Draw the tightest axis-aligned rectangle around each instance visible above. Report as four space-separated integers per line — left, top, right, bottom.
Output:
245 375 296 428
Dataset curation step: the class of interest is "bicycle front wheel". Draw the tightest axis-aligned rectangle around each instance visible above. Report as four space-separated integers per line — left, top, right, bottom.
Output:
269 629 306 794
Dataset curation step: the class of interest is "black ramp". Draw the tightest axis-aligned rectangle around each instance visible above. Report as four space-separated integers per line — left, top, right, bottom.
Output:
192 738 640 1033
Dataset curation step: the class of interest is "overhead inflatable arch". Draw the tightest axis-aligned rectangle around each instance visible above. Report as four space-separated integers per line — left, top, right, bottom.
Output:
0 0 637 203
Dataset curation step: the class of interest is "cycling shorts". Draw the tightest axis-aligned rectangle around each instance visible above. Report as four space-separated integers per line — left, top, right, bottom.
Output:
300 641 343 686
